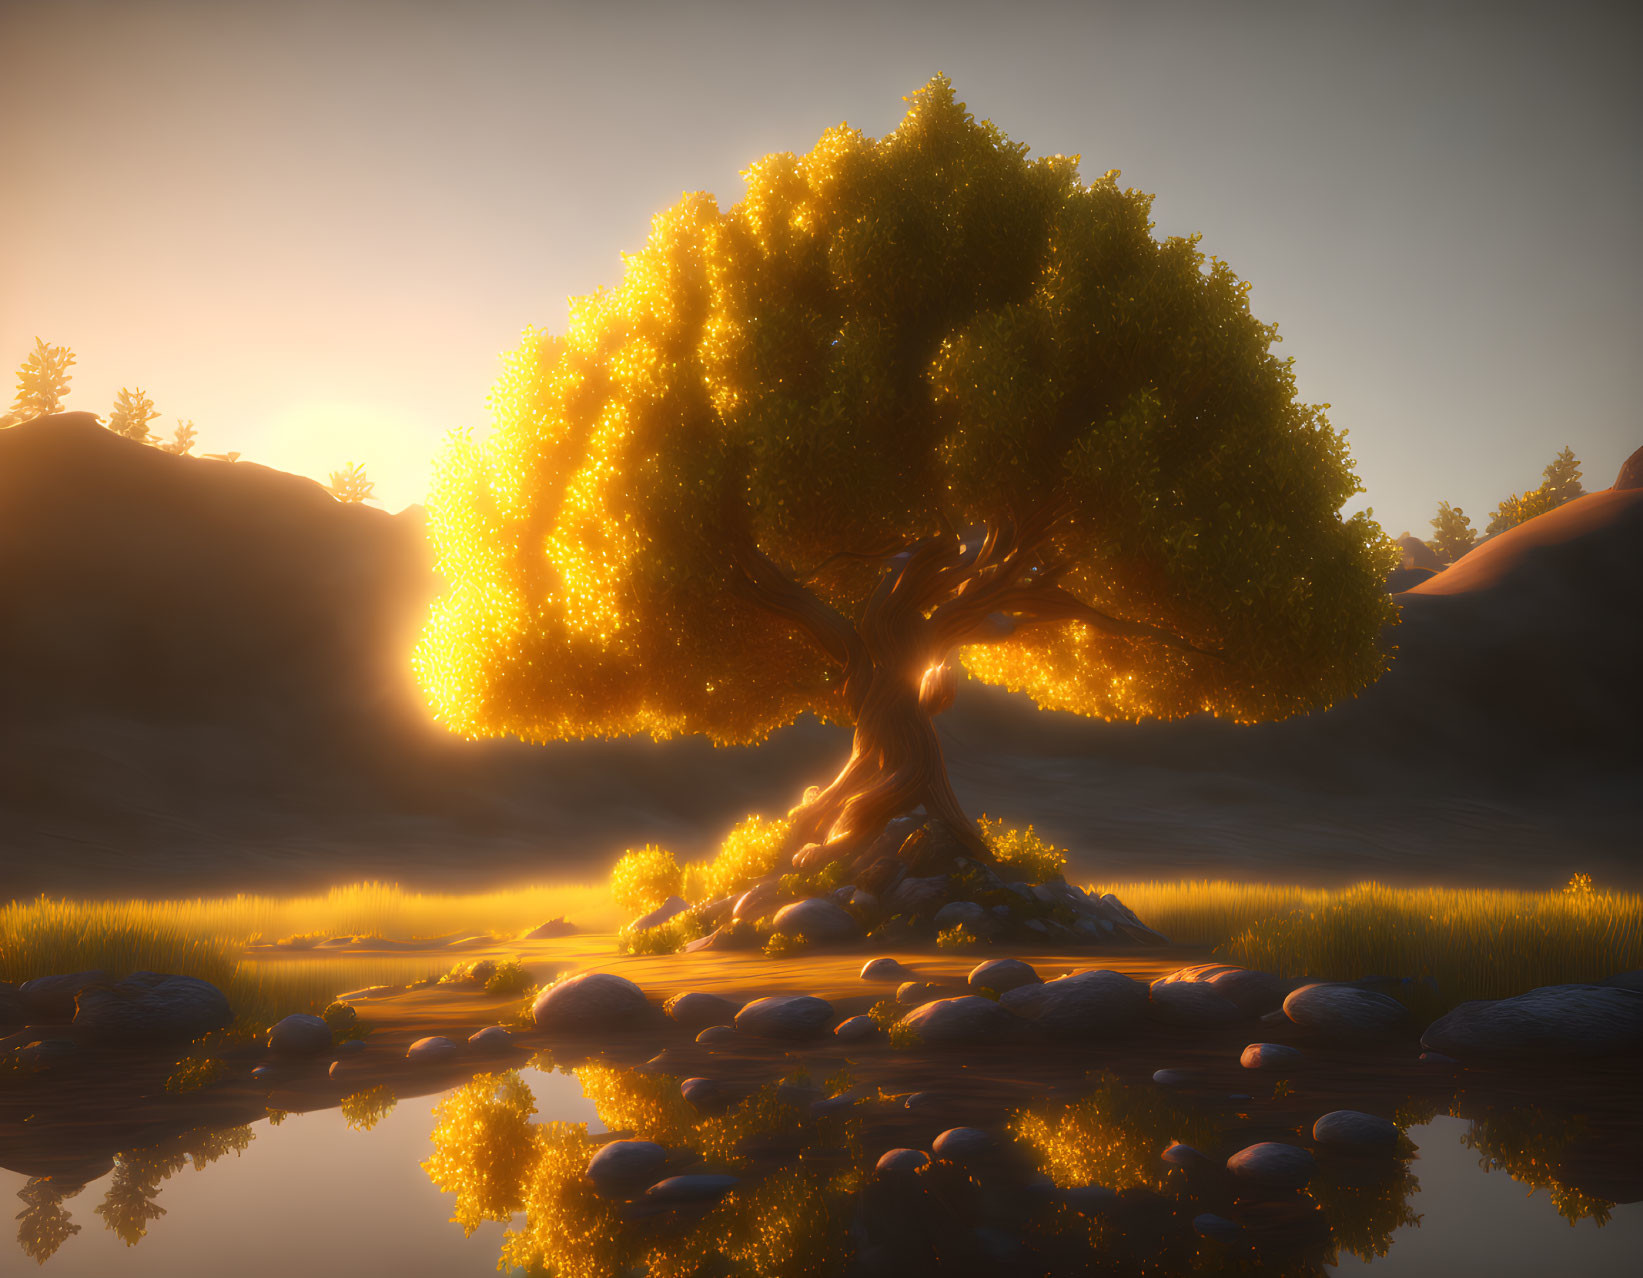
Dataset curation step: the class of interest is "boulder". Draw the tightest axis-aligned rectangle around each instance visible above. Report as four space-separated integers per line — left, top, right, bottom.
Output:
467 1025 514 1051
834 1014 879 1042
932 901 988 932
1151 1068 1195 1087
662 991 741 1031
631 896 690 932
695 1025 736 1045
681 925 756 953
861 815 925 864
1161 1142 1212 1170
968 958 1040 994
897 996 1017 1045
884 875 950 918
587 1139 669 1192
0 983 21 1027
855 857 906 899
932 1127 995 1163
680 1076 733 1112
1239 1042 1303 1071
875 1148 931 1175
1283 983 1408 1040
72 973 231 1043
522 917 577 939
19 970 111 1023
1226 1142 1318 1189
645 1174 738 1204
860 957 914 982
772 898 859 943
732 879 781 921
1603 969 1643 993
267 1013 332 1055
1311 1110 1400 1156
1000 969 1148 1040
733 994 834 1040
406 1036 460 1063
1154 963 1289 1015
896 980 945 1007
532 972 650 1031
897 822 968 875
1420 984 1643 1059
1148 980 1245 1028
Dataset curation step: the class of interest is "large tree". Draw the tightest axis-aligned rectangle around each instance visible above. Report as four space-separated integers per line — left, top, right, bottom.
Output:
417 78 1396 869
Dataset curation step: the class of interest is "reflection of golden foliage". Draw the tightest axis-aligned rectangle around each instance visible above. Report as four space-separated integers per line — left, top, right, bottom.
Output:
1011 1073 1216 1194
1306 1160 1422 1263
94 1126 253 1247
1462 1107 1613 1227
164 1054 226 1094
574 1062 695 1145
499 1123 626 1278
340 1084 398 1131
16 1177 82 1263
423 1071 541 1235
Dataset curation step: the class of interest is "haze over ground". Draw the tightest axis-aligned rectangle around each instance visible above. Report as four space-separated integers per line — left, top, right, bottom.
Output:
2 0 1638 537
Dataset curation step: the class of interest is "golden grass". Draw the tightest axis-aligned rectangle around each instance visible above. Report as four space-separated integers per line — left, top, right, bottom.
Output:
1094 878 1643 1007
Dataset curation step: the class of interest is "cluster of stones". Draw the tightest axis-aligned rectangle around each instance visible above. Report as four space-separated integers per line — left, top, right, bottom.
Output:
633 816 1168 954
0 969 232 1066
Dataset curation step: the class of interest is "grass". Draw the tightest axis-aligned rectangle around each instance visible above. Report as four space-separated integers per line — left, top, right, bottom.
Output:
1093 877 1642 1009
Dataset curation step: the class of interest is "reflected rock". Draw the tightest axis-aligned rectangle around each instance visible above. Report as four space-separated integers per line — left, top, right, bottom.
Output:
1312 1110 1400 1156
1227 1141 1318 1188
587 1139 668 1193
644 1174 738 1204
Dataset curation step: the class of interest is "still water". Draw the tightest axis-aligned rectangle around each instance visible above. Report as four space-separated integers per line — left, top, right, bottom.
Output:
5 1065 1637 1277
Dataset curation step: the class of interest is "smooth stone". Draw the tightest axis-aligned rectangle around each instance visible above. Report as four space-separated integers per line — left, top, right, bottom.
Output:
662 991 741 1031
1420 984 1643 1059
1000 969 1148 1040
732 880 780 921
680 1077 732 1113
1148 980 1245 1027
1193 1213 1243 1242
860 957 913 982
335 1037 366 1055
631 896 690 932
896 981 945 1006
733 995 834 1040
468 1025 514 1051
532 972 649 1031
1240 1042 1303 1071
1154 963 1290 1016
644 1174 738 1204
903 1091 939 1111
932 1127 994 1163
772 898 859 943
1161 1142 1211 1169
1151 1068 1194 1087
834 1014 879 1042
1226 1142 1318 1189
897 995 1017 1045
72 973 232 1043
19 971 111 1022
406 1036 460 1063
932 900 988 931
1312 1110 1400 1156
267 1013 331 1055
587 1139 668 1192
883 874 950 917
695 1024 736 1045
1602 969 1643 993
811 1093 861 1118
875 1148 930 1175
968 958 1041 993
1283 983 1408 1040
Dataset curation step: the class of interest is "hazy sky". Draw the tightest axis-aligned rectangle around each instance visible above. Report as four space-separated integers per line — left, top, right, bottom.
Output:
3 0 1638 537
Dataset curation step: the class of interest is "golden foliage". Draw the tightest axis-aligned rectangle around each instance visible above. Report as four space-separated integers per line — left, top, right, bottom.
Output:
8 337 74 422
326 460 375 503
610 843 682 915
417 74 1395 747
682 813 792 903
423 1071 541 1235
107 387 160 442
978 815 1068 881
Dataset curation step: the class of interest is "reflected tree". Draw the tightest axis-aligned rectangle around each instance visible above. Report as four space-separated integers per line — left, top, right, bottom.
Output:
340 1084 398 1132
15 1176 83 1264
95 1125 254 1246
1462 1107 1614 1227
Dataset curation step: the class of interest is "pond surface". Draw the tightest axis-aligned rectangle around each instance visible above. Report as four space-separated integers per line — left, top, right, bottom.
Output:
5 1063 1638 1276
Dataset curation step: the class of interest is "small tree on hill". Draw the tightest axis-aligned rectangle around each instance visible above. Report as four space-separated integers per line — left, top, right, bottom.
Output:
327 461 375 503
159 419 198 455
1486 446 1585 537
5 337 76 426
107 387 160 443
1427 501 1476 565
415 76 1397 870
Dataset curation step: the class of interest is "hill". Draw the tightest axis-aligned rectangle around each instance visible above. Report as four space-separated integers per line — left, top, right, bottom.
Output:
0 414 1636 894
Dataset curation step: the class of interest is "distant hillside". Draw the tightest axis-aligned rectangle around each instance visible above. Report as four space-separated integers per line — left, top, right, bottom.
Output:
0 414 1637 893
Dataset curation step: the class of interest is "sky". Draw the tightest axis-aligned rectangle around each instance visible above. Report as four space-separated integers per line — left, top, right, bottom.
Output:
2 0 1638 537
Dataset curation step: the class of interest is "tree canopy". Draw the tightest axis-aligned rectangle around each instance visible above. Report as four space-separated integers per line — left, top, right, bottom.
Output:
417 77 1395 762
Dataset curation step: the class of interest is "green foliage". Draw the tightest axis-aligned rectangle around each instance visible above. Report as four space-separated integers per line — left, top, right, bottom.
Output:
610 844 682 916
107 386 159 442
978 815 1067 882
617 909 709 955
1427 500 1475 565
7 337 74 423
1486 446 1584 536
163 1055 226 1093
326 460 375 503
935 925 980 950
779 857 850 901
763 930 810 959
681 813 791 903
866 998 902 1029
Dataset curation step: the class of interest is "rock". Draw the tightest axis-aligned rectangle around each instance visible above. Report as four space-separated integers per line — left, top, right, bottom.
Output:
883 875 950 918
932 900 988 932
1155 963 1290 1015
696 896 735 928
896 980 945 1007
1193 1213 1243 1242
1000 969 1148 1040
902 1091 939 1111
862 814 925 862
522 917 577 939
1099 894 1171 944
861 957 913 982
834 1014 879 1042
468 1025 514 1051
1312 1110 1400 1156
772 898 859 943
898 996 1016 1045
587 1139 669 1192
1148 980 1245 1027
875 1148 930 1175
855 857 906 899
1283 983 1408 1040
267 1013 332 1055
931 1127 995 1163
1602 969 1643 993
662 991 741 1031
897 822 968 875
847 890 879 913
72 974 231 1043
967 958 1041 994
335 1037 365 1055
327 1059 350 1078
1151 1068 1194 1087
19 971 110 1022
632 896 690 932
532 972 650 1031
732 879 781 921
681 925 754 953
1226 1142 1318 1189
733 994 833 1040
0 983 23 1027
1616 443 1643 489
1162 1142 1212 1170
645 1174 738 1204
1420 984 1643 1059
680 1077 732 1113
695 1025 736 1045
406 1036 460 1063
1240 1042 1303 1071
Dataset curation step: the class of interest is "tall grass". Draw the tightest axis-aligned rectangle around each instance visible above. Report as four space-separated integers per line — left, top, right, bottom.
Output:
1095 878 1643 1008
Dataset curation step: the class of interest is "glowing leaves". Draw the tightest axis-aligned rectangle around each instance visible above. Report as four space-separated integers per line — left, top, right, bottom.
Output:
423 1071 541 1236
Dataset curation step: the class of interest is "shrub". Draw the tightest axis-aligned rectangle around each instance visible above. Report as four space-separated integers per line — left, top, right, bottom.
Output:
936 925 979 950
978 816 1067 882
681 814 792 904
610 844 683 916
763 931 809 959
165 1055 226 1094
617 909 709 956
886 1019 922 1051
